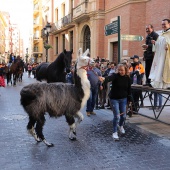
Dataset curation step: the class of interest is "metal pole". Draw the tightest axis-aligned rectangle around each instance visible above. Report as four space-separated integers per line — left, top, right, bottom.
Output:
46 32 48 62
118 16 121 63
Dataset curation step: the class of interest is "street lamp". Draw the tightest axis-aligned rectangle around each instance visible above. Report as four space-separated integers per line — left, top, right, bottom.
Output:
26 48 28 63
44 22 51 62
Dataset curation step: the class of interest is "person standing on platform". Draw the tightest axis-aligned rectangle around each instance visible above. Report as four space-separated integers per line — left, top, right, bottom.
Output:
142 24 158 86
149 19 170 89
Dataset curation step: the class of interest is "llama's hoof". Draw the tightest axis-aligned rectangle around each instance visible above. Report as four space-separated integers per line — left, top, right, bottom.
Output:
43 139 54 147
36 138 42 142
69 137 77 141
47 143 54 147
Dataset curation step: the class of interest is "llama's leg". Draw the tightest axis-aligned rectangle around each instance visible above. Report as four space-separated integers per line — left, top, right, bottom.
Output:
65 114 76 140
35 114 54 147
27 116 41 142
75 111 84 127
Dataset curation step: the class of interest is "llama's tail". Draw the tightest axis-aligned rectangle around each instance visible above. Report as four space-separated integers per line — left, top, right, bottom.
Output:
20 87 36 107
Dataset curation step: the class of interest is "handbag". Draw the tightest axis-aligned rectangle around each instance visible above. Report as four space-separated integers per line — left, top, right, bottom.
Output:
0 76 5 87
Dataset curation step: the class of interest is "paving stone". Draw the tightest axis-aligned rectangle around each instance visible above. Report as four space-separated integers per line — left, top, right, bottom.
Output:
0 73 170 169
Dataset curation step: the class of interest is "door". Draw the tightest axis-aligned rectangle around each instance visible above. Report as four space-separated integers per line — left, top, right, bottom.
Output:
112 42 118 64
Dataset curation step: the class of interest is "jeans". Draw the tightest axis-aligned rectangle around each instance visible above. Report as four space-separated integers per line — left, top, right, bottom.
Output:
86 87 98 112
154 93 162 108
110 98 127 133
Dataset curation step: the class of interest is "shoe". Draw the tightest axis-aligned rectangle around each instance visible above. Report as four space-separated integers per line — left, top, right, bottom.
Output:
86 112 90 116
149 107 156 110
99 106 105 109
119 126 125 134
90 111 96 115
127 111 132 117
143 83 149 86
104 104 110 107
112 132 119 140
156 107 162 112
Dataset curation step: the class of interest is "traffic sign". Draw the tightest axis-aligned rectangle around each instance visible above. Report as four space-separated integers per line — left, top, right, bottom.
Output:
105 20 118 36
121 34 144 41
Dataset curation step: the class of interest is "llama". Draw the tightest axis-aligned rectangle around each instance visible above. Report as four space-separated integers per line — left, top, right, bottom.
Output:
20 48 94 147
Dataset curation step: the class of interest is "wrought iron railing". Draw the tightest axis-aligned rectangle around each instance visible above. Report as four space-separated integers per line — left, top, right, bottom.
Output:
51 13 72 32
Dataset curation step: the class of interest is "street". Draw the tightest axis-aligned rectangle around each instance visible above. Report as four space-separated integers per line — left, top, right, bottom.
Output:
0 72 170 170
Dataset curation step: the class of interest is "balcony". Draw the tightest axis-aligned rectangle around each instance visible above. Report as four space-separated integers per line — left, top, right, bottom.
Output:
33 4 39 16
33 36 39 42
33 47 42 54
50 13 74 34
73 0 90 22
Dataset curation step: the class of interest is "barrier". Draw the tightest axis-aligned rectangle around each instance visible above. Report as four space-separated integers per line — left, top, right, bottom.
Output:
131 85 170 125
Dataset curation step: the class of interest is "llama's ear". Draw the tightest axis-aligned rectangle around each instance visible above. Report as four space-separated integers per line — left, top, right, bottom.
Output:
63 49 67 54
83 49 89 56
78 48 82 58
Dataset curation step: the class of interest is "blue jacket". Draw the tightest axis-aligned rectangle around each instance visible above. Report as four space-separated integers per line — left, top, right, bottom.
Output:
87 67 102 88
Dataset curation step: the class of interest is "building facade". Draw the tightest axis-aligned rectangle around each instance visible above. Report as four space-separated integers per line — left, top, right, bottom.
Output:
39 0 170 62
0 11 7 63
33 0 43 63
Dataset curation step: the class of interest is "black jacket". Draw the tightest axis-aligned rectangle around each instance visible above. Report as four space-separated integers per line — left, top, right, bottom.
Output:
144 31 158 60
105 73 131 102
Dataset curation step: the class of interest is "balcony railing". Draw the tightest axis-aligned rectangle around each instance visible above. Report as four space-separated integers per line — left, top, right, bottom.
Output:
73 0 89 20
51 13 72 32
33 36 39 40
34 4 39 10
33 48 39 52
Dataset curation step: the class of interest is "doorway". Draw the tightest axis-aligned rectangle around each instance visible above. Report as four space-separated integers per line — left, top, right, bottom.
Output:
111 42 118 64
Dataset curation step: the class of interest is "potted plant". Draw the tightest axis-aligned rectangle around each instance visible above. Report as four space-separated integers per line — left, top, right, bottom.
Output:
44 43 53 50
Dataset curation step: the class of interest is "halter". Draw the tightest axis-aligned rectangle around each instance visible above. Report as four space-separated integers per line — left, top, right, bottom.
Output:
78 58 91 71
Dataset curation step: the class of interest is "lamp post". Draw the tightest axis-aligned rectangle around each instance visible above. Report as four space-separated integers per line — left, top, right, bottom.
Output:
26 48 28 63
44 22 51 62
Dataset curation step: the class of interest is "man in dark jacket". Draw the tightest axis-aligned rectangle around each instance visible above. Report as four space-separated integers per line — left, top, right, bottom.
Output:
142 24 158 86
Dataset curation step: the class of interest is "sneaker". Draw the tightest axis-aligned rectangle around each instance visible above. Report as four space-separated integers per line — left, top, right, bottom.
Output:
112 132 119 140
149 107 156 110
86 112 90 116
90 111 96 115
99 105 105 109
119 126 125 134
156 107 162 112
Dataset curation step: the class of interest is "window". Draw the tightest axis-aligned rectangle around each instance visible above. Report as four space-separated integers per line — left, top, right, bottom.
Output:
70 31 73 50
62 3 65 17
83 26 91 52
62 34 65 51
56 37 58 54
55 8 58 22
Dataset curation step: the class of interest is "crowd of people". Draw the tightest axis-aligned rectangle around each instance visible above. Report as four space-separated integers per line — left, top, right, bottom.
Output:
0 52 40 87
0 18 169 141
65 18 170 141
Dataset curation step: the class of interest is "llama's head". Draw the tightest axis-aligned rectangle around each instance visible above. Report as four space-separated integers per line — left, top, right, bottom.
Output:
76 48 94 69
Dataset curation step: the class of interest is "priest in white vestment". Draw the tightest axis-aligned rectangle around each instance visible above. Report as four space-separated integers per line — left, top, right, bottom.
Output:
149 19 170 89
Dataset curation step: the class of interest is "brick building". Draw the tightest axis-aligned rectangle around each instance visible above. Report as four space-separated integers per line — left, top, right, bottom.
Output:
40 0 170 62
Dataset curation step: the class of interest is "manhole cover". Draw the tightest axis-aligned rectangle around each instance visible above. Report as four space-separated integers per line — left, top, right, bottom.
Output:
3 115 27 120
